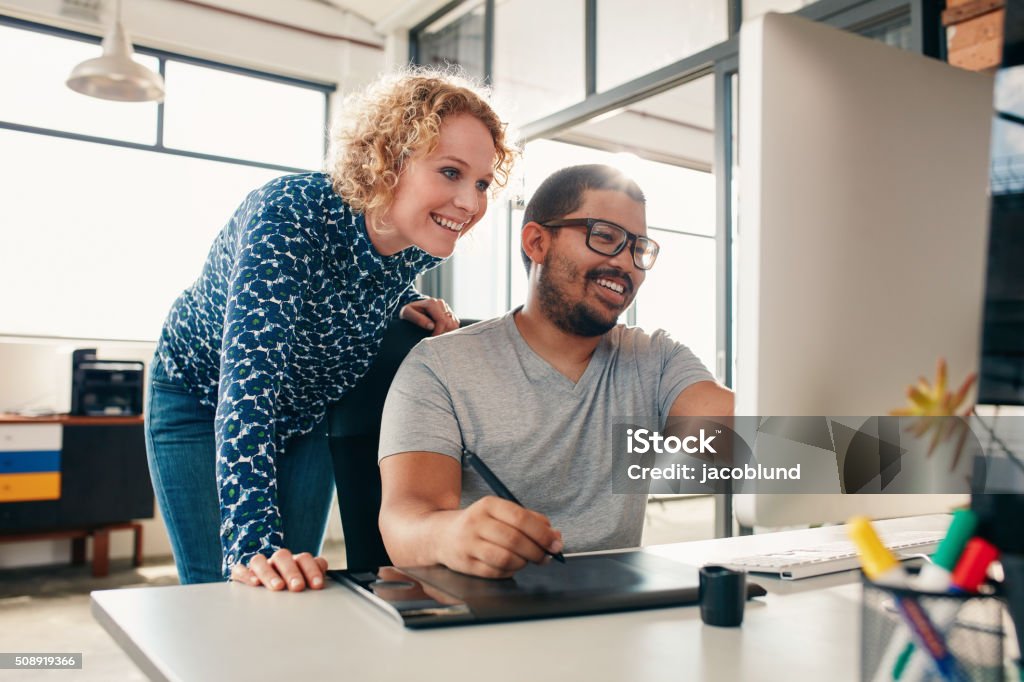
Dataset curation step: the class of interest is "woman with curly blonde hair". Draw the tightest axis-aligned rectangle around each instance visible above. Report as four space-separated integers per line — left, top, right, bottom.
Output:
145 67 516 590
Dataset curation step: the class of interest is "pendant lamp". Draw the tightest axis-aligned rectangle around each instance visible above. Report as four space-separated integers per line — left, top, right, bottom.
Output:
66 0 165 102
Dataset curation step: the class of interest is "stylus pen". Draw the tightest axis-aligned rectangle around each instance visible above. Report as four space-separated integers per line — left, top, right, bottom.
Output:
462 449 566 564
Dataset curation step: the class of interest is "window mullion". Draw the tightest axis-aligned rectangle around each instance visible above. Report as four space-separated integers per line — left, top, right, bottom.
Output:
155 58 166 149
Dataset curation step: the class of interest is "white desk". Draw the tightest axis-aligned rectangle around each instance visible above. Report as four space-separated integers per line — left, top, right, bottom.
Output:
91 515 952 682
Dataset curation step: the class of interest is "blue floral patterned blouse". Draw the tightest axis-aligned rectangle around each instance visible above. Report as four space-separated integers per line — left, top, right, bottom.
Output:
155 172 441 577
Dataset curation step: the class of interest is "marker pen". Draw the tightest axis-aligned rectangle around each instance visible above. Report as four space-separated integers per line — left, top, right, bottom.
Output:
897 537 1000 682
917 510 979 591
848 516 909 587
887 510 978 680
848 518 966 682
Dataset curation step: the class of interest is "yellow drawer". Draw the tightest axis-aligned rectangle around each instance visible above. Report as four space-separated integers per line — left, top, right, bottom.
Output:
0 472 61 502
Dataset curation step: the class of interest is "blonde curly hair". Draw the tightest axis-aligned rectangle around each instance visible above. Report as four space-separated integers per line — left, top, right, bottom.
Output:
326 66 517 218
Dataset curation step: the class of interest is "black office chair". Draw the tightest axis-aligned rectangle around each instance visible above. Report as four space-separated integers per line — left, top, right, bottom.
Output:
327 318 431 571
328 316 481 571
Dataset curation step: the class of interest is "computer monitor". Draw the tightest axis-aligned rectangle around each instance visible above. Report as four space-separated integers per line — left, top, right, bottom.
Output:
734 13 993 527
978 2 1024 406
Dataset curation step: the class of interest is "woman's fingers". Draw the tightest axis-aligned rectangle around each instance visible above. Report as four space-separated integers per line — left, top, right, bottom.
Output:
230 563 261 587
237 551 330 591
248 553 286 590
436 299 460 331
268 549 308 591
294 552 327 589
399 302 435 330
399 299 460 336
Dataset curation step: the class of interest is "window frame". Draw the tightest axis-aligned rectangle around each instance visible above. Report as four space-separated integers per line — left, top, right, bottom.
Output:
0 15 337 342
0 15 335 175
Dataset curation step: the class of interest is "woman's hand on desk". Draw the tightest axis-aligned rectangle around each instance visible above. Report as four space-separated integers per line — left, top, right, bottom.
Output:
230 549 328 591
439 496 563 579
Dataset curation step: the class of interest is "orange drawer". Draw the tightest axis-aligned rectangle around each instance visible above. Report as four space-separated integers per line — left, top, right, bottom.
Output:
0 472 61 502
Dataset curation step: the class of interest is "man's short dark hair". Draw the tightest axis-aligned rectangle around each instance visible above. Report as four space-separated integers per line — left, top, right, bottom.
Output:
520 164 646 273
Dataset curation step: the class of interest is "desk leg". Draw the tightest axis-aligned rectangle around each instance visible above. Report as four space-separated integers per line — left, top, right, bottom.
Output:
71 536 86 565
714 486 734 538
132 524 143 568
92 530 110 578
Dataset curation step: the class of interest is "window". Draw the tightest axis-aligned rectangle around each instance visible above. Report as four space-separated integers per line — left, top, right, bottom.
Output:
0 24 158 143
0 130 283 340
162 62 325 169
492 0 585 126
448 138 718 374
635 229 717 372
413 2 486 81
626 159 717 373
0 20 331 340
858 13 913 50
449 201 511 322
596 0 727 92
743 0 816 21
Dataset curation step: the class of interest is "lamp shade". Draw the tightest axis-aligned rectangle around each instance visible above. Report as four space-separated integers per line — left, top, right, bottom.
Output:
66 18 164 102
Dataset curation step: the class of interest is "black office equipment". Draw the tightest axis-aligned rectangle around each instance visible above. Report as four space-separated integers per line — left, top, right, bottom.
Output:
699 565 747 627
331 551 765 628
978 0 1024 405
328 319 484 572
70 349 144 416
327 320 427 571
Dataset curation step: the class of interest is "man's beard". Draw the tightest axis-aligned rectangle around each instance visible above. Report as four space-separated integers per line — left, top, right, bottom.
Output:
537 251 623 337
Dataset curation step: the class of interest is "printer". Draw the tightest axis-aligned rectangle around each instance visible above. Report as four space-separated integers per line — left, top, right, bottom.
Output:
70 349 144 416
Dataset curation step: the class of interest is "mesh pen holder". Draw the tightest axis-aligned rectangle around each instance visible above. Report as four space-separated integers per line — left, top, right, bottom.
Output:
861 576 1004 682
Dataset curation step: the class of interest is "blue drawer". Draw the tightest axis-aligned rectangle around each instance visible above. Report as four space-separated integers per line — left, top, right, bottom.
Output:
0 450 61 474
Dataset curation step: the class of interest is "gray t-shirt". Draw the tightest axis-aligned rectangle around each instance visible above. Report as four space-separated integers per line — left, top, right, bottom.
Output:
378 310 715 553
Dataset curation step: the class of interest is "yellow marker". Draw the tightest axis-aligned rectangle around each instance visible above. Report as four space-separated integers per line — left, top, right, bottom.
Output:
847 516 905 585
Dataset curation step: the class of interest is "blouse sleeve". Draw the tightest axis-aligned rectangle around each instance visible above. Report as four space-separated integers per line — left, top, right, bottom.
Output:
214 205 313 579
396 283 427 311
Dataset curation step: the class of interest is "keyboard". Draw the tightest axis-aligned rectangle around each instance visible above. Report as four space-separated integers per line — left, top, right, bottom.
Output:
723 529 943 580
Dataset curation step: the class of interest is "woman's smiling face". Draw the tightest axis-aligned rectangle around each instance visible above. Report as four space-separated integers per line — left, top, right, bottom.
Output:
366 113 497 258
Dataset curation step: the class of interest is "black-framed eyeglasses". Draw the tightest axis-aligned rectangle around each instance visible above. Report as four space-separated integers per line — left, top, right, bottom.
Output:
540 218 660 270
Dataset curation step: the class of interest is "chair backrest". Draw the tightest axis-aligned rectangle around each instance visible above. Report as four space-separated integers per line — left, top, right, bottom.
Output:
327 319 431 571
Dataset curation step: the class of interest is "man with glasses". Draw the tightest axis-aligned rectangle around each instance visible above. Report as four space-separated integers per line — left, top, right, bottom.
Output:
378 164 733 578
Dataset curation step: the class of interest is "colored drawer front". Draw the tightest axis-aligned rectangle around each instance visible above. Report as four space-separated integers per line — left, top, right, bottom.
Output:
0 450 61 474
0 472 61 502
0 424 62 451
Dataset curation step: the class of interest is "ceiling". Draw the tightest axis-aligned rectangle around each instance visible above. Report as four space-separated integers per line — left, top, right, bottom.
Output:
150 0 439 32
313 0 426 27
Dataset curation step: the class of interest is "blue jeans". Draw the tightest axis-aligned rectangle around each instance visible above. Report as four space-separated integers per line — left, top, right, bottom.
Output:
144 355 335 584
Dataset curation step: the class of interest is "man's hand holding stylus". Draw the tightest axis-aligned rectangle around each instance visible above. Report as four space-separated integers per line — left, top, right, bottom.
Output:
379 452 564 579
437 496 563 578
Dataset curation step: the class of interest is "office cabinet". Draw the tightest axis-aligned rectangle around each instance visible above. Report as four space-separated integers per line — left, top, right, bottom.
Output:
0 416 153 534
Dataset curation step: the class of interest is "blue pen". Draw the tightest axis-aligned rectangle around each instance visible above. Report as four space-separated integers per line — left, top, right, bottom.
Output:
893 596 967 682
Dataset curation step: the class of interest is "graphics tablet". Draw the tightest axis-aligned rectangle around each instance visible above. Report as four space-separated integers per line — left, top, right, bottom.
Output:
329 550 765 629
